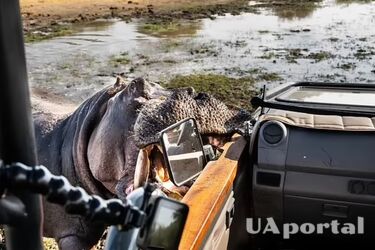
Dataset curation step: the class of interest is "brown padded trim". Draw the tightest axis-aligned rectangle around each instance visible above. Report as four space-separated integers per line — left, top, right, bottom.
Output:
260 110 375 131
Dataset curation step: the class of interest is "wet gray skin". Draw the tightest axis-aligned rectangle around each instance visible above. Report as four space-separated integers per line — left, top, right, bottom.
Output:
26 0 375 104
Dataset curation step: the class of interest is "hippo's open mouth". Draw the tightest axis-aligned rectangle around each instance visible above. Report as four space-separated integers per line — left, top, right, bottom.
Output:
132 143 194 199
82 77 250 199
131 128 236 199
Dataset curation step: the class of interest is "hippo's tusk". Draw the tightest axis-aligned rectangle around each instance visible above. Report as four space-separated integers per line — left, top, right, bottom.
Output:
133 146 151 189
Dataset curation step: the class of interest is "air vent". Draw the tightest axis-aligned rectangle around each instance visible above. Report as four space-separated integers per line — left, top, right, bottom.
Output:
262 121 287 145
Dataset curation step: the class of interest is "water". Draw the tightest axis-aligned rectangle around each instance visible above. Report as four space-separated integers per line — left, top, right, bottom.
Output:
26 0 375 104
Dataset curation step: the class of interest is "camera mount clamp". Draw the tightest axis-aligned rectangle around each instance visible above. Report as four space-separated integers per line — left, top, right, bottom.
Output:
0 160 147 230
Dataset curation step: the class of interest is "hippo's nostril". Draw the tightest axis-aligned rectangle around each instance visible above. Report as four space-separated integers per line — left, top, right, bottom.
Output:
195 92 209 100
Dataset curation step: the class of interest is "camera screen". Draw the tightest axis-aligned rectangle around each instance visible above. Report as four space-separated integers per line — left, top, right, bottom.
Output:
148 200 187 250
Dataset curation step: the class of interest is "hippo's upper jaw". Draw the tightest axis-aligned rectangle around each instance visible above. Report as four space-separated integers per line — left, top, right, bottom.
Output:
133 86 251 148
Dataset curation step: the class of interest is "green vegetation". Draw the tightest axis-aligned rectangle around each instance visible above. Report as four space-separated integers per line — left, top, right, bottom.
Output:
336 0 372 4
329 37 339 42
162 40 183 52
138 21 200 38
189 44 219 57
306 51 333 62
259 52 276 60
259 0 323 20
257 72 283 81
140 22 180 33
163 74 257 110
224 40 247 48
286 48 304 63
224 67 283 82
337 62 356 70
354 48 375 60
171 0 254 17
25 25 74 43
109 52 131 67
259 49 333 63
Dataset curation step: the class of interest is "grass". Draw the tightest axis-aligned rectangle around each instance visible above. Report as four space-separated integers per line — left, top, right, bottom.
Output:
169 0 254 17
337 62 356 70
336 0 373 3
140 22 180 33
306 51 333 62
163 74 257 110
162 40 183 52
259 52 276 60
109 52 131 67
138 21 200 37
25 25 74 43
257 72 283 81
259 49 333 63
224 40 248 48
189 44 219 56
329 37 339 42
258 30 270 34
354 48 375 60
262 0 322 20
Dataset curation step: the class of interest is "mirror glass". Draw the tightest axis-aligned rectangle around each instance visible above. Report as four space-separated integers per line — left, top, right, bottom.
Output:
161 118 205 186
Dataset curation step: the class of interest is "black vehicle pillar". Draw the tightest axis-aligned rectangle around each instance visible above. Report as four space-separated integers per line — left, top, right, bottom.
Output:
0 0 43 249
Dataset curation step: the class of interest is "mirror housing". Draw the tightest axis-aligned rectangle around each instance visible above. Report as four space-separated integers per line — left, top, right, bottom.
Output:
160 118 206 186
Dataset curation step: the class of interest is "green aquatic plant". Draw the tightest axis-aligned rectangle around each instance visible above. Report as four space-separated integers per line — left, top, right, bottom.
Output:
25 25 74 43
163 74 257 110
109 52 131 67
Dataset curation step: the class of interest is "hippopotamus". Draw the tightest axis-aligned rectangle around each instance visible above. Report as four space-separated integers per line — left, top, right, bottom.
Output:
33 77 251 249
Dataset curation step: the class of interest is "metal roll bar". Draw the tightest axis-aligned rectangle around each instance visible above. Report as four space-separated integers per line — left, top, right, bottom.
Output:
0 0 43 249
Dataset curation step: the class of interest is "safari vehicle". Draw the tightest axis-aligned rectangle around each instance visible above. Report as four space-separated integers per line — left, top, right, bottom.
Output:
170 82 375 249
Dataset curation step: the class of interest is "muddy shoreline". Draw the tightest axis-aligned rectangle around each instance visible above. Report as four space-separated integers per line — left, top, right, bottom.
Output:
21 0 254 42
21 0 324 42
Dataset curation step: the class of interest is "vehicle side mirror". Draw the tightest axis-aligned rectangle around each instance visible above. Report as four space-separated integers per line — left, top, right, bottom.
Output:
160 118 206 186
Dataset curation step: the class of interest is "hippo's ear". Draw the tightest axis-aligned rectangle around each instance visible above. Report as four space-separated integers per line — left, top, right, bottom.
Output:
114 76 126 88
124 77 148 98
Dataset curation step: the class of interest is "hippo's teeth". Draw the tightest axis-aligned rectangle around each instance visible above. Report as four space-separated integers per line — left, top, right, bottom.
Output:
209 137 224 147
125 185 134 195
162 180 175 190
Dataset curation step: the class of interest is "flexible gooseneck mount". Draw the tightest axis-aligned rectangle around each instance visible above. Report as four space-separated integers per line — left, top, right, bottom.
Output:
0 161 147 229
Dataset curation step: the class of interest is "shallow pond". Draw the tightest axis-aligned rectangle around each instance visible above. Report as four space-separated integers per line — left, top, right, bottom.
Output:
26 0 375 104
